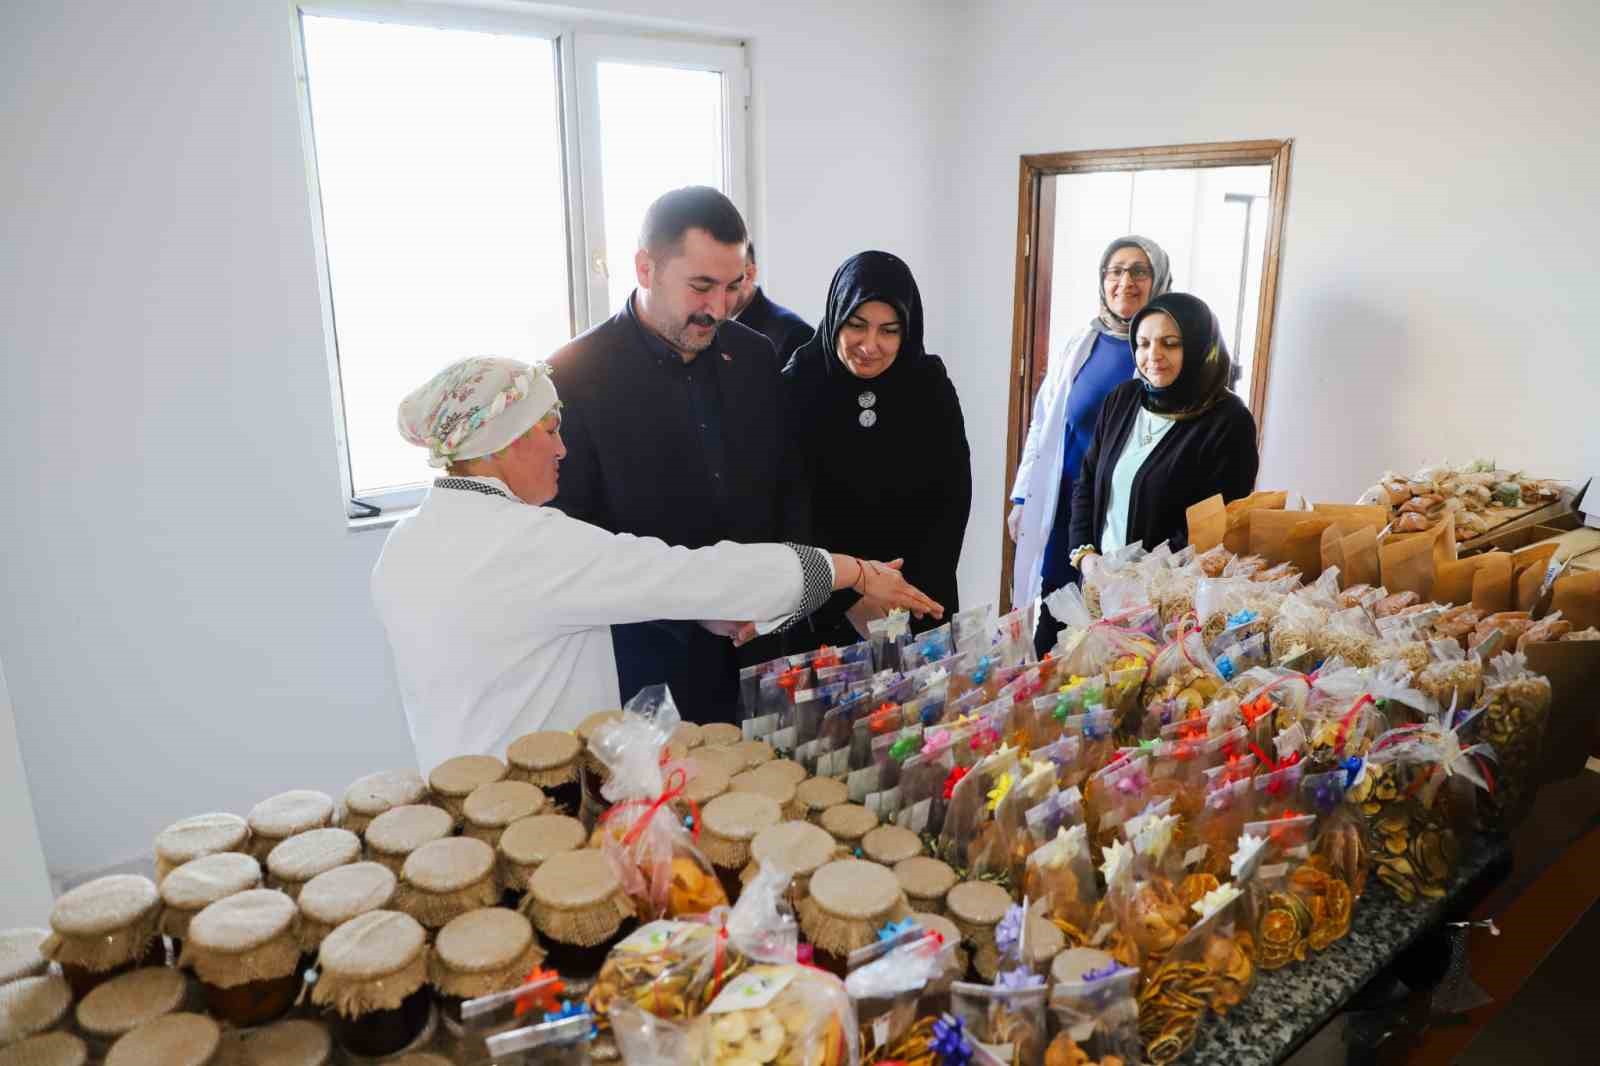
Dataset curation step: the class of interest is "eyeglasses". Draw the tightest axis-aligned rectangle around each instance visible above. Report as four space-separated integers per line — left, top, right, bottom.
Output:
1103 265 1153 281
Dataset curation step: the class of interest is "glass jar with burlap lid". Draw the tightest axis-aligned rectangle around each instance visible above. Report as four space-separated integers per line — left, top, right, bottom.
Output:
671 722 704 750
684 745 745 781
672 758 731 819
722 740 775 772
247 792 334 864
154 814 250 884
1050 946 1115 986
104 1013 221 1066
462 781 546 849
160 853 262 952
760 759 807 786
819 803 879 852
697 722 742 749
1020 899 1066 972
575 711 624 777
0 1031 88 1066
296 863 398 954
428 908 545 1033
522 849 636 978
945 880 1011 981
727 767 804 820
908 911 967 1015
497 814 587 901
893 856 958 916
577 712 625 822
860 825 922 867
363 805 453 876
395 838 499 931
505 730 582 815
311 911 433 1060
697 792 783 905
74 966 190 1056
427 756 508 828
41 875 163 998
0 974 72 1047
0 928 49 986
341 772 428 838
228 1019 331 1066
179 889 301 1028
797 859 910 978
266 829 361 900
795 776 849 823
739 821 841 906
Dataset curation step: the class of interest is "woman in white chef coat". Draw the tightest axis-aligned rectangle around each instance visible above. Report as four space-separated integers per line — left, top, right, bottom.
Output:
372 357 942 774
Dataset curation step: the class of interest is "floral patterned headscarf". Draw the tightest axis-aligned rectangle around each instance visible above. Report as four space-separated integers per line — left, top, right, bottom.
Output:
397 357 561 468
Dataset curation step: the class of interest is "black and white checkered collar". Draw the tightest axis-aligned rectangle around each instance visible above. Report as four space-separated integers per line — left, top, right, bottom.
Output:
433 476 521 503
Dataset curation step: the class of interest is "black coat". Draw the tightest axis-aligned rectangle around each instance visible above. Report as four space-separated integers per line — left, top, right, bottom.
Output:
548 298 800 721
781 252 970 644
737 287 813 362
1068 379 1259 553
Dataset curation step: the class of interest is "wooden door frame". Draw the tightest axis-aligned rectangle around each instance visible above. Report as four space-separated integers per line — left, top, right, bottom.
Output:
1000 138 1294 611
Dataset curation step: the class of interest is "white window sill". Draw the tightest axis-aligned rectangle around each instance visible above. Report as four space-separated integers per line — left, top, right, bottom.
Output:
348 508 415 533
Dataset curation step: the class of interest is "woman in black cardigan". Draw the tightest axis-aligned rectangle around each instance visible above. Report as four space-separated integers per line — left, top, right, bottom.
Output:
1067 292 1258 578
783 251 971 645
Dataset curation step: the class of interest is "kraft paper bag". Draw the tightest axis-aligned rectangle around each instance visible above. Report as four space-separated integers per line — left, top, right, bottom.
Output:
1186 495 1227 554
1525 640 1600 787
1321 524 1347 580
1551 571 1600 631
1470 552 1513 613
1286 517 1338 580
1342 526 1380 589
1379 528 1438 599
1248 509 1309 566
1433 557 1481 607
1224 491 1289 556
1511 542 1561 611
1515 562 1547 612
1311 502 1390 535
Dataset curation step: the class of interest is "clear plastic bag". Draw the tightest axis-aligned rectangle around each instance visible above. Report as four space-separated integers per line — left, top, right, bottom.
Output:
594 688 730 919
1083 754 1150 860
938 745 1022 874
1417 640 1485 710
953 602 1000 657
844 929 950 1059
951 980 1050 1065
1047 964 1141 1066
1030 734 1085 792
688 963 858 1066
1240 814 1318 971
1269 593 1329 665
992 762 1058 885
1477 651 1553 830
866 610 914 673
900 623 954 672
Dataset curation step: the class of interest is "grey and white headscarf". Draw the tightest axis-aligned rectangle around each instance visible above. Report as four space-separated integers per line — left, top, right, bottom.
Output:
1094 235 1173 339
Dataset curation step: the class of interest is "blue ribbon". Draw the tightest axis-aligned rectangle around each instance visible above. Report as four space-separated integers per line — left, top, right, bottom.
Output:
1341 756 1363 789
1084 717 1107 741
1312 777 1343 812
878 918 921 942
931 1015 971 1066
1227 609 1259 628
921 704 941 727
972 656 994 686
1082 962 1122 982
543 1000 597 1038
1217 655 1236 680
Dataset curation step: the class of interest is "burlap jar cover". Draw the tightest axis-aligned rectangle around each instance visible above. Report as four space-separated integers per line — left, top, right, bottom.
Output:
247 792 334 864
427 756 508 826
739 821 841 903
819 803 879 850
363 805 453 876
311 911 429 1019
795 777 850 823
797 860 910 959
179 890 301 990
697 793 783 872
153 814 250 884
672 759 731 818
575 711 624 780
946 881 1011 980
861 825 923 867
0 1031 88 1066
760 759 808 787
74 966 190 1052
497 814 588 897
684 746 746 781
697 723 742 749
0 974 73 1046
266 829 361 900
341 772 428 838
505 731 582 791
672 722 704 750
160 853 262 942
893 857 959 916
396 838 499 930
462 781 546 847
427 908 545 1001
522 850 635 949
104 1013 221 1066
1023 902 1066 970
728 767 804 821
0 928 50 985
228 1019 331 1066
384 1054 452 1066
723 740 776 772
909 912 969 986
42 875 162 975
295 863 398 953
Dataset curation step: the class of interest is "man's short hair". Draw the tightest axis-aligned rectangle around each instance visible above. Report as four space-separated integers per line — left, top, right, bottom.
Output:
639 186 747 260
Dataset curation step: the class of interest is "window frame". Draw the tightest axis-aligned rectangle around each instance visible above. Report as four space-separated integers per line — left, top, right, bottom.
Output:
287 0 750 523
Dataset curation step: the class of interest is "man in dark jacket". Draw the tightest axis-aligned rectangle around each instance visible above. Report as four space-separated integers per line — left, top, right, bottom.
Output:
547 187 798 723
731 243 814 362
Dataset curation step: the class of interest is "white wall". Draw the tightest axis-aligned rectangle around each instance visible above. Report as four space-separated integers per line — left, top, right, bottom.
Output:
0 0 956 879
944 0 1600 609
0 660 54 925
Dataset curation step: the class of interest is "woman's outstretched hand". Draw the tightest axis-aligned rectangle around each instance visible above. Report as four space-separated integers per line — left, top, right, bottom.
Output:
847 557 943 620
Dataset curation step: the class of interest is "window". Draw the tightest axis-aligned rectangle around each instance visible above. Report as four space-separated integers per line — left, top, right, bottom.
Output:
292 4 749 516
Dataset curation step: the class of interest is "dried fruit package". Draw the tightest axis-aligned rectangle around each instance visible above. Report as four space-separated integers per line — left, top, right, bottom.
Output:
1046 963 1141 1066
1137 878 1254 1065
951 978 1051 1066
1083 755 1151 860
1477 651 1553 829
1030 734 1086 793
1416 640 1486 712
938 744 1021 874
1238 815 1320 971
844 928 950 1059
1025 821 1097 942
690 964 857 1066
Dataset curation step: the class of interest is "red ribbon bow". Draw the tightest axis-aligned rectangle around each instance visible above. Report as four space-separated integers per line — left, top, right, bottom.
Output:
777 667 806 696
1266 809 1304 845
942 766 970 800
813 647 840 670
602 766 700 844
1332 694 1376 755
871 702 901 734
513 967 564 1018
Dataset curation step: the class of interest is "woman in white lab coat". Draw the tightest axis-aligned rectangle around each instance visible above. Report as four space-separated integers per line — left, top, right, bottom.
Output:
1007 236 1171 654
372 358 941 774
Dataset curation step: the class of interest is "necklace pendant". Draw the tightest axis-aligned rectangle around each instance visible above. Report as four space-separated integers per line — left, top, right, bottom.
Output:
858 390 877 409
859 409 878 428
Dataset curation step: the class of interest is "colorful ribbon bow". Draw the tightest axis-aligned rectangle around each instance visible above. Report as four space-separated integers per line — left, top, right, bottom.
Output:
995 967 1045 991
1267 809 1305 845
542 999 596 1038
879 918 921 942
941 766 970 800
930 1015 971 1066
1082 962 1123 982
994 903 1025 958
776 667 806 698
920 703 942 727
972 656 994 686
1053 695 1073 722
1216 655 1236 680
1114 768 1150 796
986 771 1014 812
890 735 919 762
1341 755 1364 789
601 766 700 844
513 968 564 1018
969 725 1001 754
813 647 840 670
871 702 901 734
1227 609 1259 628
1083 715 1109 741
1312 776 1343 812
922 729 952 758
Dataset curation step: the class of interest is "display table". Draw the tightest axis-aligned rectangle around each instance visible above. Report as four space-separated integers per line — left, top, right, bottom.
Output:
1189 834 1511 1066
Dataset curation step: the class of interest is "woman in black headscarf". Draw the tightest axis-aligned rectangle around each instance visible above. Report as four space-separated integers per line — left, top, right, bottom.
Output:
782 251 971 645
1067 292 1259 579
